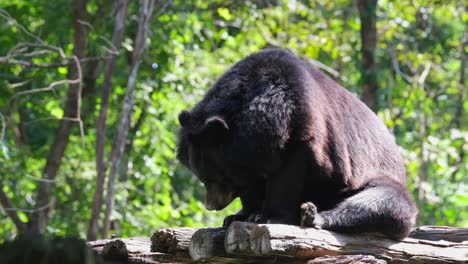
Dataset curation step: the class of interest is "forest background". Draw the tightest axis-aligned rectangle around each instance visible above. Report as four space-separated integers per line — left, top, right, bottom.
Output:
0 0 466 242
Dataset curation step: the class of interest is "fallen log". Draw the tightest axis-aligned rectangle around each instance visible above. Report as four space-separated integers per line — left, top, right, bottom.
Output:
88 237 151 257
242 224 468 263
307 255 386 264
224 221 256 255
102 239 128 261
188 227 302 263
150 227 197 257
409 226 468 243
87 224 468 263
224 223 387 263
188 228 226 261
88 237 180 263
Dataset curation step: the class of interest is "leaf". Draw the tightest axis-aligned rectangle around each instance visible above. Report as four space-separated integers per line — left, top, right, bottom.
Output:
217 7 232 21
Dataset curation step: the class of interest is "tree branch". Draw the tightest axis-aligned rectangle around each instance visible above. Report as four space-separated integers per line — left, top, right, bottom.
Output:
0 184 27 233
29 0 88 234
88 0 130 241
102 0 158 239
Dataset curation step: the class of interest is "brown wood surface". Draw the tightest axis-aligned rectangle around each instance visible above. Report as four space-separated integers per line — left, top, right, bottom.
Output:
151 227 197 257
247 224 468 263
88 224 468 264
409 226 468 243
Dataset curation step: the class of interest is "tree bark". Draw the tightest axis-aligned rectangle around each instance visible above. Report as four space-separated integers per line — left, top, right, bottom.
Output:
29 0 88 234
102 0 156 239
81 58 101 123
357 0 379 112
88 0 129 241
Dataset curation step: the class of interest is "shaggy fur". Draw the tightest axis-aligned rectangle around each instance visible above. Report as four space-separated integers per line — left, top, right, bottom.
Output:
176 49 417 240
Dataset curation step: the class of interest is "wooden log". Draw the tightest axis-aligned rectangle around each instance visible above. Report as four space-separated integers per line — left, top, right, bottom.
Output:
409 226 468 243
102 239 128 260
89 237 151 256
248 224 468 263
307 255 386 264
87 225 468 263
150 227 197 256
225 221 257 254
128 252 191 264
188 228 226 261
188 225 306 263
89 237 193 263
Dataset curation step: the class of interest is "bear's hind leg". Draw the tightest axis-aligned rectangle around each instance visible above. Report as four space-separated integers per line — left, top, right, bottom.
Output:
301 177 417 240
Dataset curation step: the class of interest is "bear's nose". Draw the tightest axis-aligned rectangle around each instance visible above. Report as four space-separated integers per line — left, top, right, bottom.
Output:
204 200 216 210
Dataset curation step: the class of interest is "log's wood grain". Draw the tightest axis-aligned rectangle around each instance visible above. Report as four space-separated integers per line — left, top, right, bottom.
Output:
102 239 128 260
89 237 179 263
307 255 387 264
409 226 468 243
225 221 257 255
88 224 468 263
89 237 151 256
150 227 197 257
248 224 468 263
188 228 226 261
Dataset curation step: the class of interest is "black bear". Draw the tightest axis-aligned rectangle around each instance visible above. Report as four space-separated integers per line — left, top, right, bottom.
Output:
176 49 418 240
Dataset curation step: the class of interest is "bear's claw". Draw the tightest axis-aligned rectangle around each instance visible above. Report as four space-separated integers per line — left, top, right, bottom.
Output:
300 202 318 227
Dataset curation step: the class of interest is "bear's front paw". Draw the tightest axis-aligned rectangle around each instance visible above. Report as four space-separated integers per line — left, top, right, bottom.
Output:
246 213 267 224
300 202 320 228
223 214 248 227
222 215 235 227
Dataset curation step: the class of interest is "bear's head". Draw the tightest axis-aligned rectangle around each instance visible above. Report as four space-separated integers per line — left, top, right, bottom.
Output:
176 110 236 210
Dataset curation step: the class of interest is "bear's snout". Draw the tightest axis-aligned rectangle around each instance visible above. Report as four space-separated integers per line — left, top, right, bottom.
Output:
205 186 235 211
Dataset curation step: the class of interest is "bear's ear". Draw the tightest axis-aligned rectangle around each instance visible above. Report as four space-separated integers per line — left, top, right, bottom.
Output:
199 116 229 144
178 110 191 128
204 116 229 131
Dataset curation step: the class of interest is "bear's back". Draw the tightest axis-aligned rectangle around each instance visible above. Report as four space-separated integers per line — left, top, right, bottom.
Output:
189 49 406 186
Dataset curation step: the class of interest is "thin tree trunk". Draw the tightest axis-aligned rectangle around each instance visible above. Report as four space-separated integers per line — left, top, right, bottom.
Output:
0 184 27 233
79 0 106 121
115 100 151 234
416 62 431 225
81 59 101 121
29 0 88 234
357 0 379 112
102 0 156 239
417 113 428 225
120 102 149 182
335 2 351 78
88 0 129 241
450 15 467 181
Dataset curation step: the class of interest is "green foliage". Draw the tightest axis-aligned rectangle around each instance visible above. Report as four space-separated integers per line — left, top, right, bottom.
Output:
0 0 466 241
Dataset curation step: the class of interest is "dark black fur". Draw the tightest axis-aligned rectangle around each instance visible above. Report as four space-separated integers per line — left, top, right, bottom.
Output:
176 49 417 240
